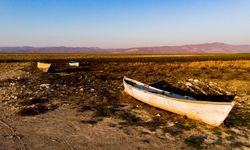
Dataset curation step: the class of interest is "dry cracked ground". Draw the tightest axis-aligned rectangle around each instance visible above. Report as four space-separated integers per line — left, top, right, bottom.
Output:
0 61 249 150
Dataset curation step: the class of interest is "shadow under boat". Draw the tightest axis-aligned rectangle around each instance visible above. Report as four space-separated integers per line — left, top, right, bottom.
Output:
48 64 91 73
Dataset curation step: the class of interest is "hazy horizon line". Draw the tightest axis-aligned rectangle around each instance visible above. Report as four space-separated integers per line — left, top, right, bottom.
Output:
1 42 250 49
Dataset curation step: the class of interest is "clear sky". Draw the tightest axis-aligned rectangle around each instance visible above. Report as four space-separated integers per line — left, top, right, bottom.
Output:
0 0 250 48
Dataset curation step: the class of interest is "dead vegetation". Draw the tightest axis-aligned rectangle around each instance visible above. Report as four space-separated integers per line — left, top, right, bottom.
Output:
0 59 250 149
184 134 207 149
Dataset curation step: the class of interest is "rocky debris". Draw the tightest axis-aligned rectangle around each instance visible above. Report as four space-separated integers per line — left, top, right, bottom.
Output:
10 96 18 100
142 138 153 144
39 84 50 89
163 126 182 136
155 114 161 117
164 133 175 141
141 128 155 135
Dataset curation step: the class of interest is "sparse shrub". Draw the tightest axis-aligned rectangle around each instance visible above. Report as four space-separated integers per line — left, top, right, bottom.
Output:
117 111 141 125
163 126 182 136
185 134 207 148
17 105 49 116
94 107 117 117
230 141 244 148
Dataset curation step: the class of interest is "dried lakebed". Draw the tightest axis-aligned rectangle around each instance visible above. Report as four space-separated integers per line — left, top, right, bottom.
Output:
0 61 249 149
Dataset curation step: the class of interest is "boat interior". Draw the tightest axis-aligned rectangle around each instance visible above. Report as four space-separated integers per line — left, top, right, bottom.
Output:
124 78 235 102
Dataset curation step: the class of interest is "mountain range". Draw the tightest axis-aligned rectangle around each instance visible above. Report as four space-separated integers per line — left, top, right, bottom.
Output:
0 43 250 54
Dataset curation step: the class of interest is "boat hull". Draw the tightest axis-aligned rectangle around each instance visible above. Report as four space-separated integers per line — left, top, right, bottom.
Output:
69 62 79 67
37 62 51 72
123 77 234 126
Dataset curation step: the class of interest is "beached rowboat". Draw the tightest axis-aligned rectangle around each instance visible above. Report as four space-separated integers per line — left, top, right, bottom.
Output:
68 61 79 67
69 61 79 67
37 62 51 72
123 77 234 126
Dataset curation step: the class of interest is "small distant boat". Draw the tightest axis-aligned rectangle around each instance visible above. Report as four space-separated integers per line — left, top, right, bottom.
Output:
123 77 235 126
37 62 51 72
68 61 79 67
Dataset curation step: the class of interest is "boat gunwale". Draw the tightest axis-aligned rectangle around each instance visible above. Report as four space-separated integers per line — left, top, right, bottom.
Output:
68 61 79 66
123 76 234 105
68 61 79 63
37 62 52 66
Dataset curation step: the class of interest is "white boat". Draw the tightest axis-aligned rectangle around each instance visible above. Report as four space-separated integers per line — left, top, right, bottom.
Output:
68 61 79 67
37 62 51 72
123 77 235 126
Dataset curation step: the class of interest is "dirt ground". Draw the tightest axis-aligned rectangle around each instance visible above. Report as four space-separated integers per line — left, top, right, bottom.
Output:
0 61 249 150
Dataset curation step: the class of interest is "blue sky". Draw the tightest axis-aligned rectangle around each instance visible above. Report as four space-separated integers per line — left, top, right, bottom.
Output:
0 0 249 48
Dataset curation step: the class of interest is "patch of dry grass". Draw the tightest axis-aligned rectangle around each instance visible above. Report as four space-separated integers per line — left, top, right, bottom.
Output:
187 60 250 69
0 53 250 62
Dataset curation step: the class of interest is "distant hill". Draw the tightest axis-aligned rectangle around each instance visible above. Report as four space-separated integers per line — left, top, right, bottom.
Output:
117 43 250 54
1 43 250 54
0 46 111 53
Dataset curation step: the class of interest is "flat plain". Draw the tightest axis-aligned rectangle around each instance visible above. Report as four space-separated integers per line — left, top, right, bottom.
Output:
0 54 249 150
